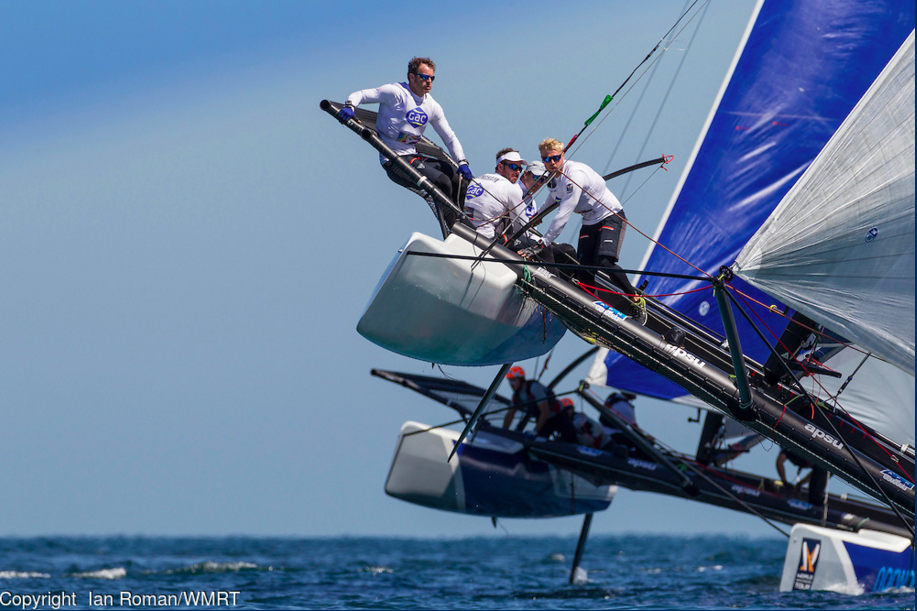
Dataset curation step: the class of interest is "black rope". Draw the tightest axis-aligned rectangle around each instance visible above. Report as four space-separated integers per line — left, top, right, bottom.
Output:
725 286 915 537
404 250 707 281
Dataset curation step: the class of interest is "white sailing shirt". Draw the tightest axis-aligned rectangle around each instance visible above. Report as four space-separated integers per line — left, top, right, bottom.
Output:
346 82 466 162
540 159 622 244
464 173 534 240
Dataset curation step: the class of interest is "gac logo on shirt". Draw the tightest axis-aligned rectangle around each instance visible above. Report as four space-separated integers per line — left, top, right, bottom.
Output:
406 107 428 127
466 184 484 200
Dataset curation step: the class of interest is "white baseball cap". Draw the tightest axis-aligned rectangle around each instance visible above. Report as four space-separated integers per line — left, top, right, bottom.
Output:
496 151 529 166
525 160 548 178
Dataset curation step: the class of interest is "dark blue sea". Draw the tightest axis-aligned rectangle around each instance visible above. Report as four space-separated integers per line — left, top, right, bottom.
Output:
0 536 912 610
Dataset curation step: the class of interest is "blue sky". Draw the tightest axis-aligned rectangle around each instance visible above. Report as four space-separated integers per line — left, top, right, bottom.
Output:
0 0 845 539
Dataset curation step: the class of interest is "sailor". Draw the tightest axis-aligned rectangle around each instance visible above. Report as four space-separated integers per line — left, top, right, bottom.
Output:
534 138 646 323
463 149 536 243
336 56 473 226
566 398 605 449
776 447 829 507
600 392 642 454
501 366 577 443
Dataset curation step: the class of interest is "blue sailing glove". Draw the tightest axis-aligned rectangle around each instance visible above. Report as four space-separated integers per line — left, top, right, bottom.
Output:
458 163 473 180
337 106 355 124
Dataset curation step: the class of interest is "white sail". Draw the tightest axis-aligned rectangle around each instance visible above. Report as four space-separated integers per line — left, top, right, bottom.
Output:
816 348 916 447
734 31 916 377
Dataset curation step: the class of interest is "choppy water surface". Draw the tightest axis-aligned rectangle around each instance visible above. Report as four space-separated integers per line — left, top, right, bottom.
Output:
0 536 912 609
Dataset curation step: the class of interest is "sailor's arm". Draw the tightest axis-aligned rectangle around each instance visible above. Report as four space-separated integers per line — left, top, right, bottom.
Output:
430 105 471 179
541 187 580 244
502 407 517 429
337 84 397 122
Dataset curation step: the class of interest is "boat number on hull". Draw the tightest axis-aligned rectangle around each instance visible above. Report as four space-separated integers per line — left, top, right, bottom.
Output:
803 424 844 450
662 344 706 369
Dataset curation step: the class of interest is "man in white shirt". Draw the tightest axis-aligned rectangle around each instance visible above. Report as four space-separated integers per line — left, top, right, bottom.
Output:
536 138 646 322
337 57 472 226
463 149 533 242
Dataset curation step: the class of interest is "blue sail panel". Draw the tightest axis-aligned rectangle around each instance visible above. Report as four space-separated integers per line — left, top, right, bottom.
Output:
599 0 916 399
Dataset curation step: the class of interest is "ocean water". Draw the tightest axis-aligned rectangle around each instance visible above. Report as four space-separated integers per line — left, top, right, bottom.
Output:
0 536 912 610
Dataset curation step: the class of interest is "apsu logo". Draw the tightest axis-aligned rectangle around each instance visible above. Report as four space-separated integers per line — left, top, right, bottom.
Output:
793 538 822 590
865 227 879 243
804 423 844 450
406 107 428 127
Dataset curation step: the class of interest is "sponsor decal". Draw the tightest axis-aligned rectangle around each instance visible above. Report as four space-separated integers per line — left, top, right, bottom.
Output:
576 446 603 457
787 499 813 511
396 131 421 144
729 484 761 497
662 344 707 369
803 424 844 450
626 458 658 471
873 566 916 592
793 538 821 590
405 107 428 127
880 469 915 492
593 300 627 320
865 227 879 243
465 184 484 199
698 301 710 317
565 182 574 193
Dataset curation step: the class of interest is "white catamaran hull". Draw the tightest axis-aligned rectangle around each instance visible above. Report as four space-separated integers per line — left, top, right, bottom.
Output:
358 232 566 366
780 523 915 594
384 421 614 518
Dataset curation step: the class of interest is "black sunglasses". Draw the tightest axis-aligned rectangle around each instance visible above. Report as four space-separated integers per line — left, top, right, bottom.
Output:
542 154 562 163
412 73 435 82
502 162 523 172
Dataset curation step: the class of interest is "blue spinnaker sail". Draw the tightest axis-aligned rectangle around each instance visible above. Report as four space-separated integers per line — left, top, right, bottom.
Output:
595 0 916 401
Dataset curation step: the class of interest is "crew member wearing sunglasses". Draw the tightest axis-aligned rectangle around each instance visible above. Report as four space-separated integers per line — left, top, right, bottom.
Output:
534 138 647 323
463 149 538 245
336 56 472 228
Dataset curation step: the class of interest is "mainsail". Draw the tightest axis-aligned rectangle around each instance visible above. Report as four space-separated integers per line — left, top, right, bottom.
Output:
735 32 916 378
591 0 916 402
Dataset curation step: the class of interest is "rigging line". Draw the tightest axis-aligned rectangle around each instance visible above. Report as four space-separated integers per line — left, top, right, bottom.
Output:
830 351 871 406
730 288 909 473
568 0 708 158
579 281 711 301
730 286 874 360
404 251 708 281
603 0 695 176
726 289 916 535
581 385 790 537
620 0 709 200
730 288 900 465
618 161 669 207
601 37 667 175
554 166 713 278
605 0 700 176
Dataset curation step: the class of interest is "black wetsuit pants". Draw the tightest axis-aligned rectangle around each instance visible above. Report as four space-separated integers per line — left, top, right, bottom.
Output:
576 212 639 297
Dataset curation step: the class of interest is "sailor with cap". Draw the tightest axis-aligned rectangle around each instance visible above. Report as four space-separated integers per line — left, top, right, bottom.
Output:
463 149 535 242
